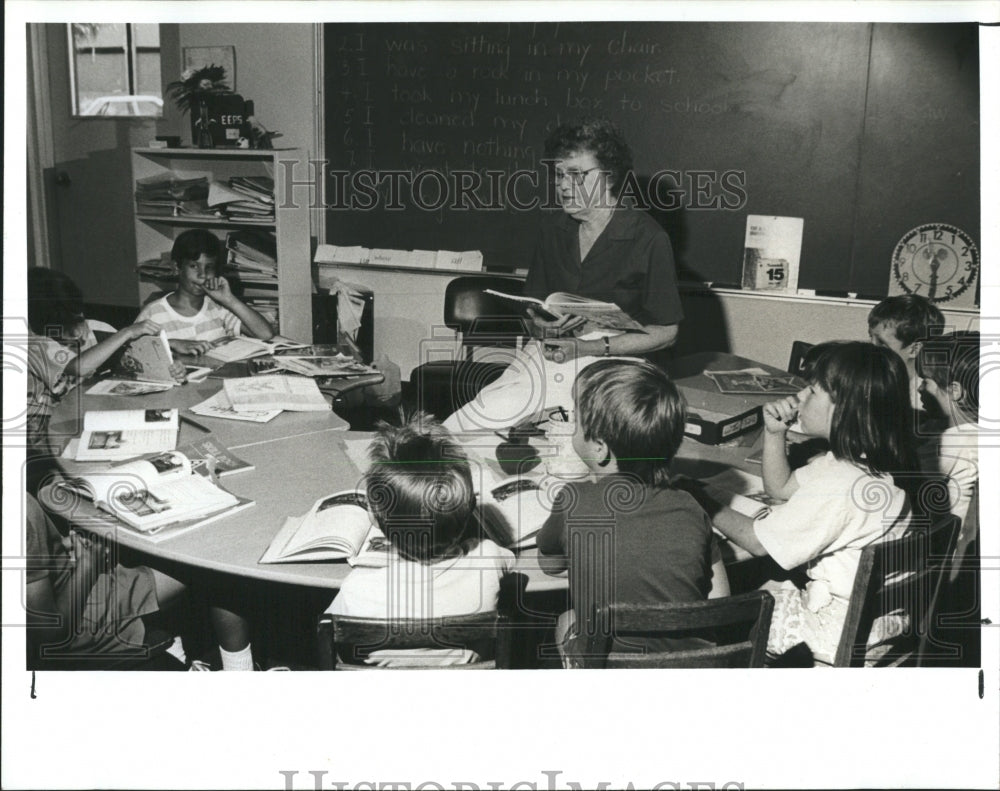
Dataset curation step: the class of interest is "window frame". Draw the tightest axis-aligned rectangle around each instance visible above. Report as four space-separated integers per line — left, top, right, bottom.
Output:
67 23 162 118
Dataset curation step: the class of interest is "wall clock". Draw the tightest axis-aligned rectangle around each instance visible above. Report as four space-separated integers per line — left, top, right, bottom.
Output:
889 223 979 307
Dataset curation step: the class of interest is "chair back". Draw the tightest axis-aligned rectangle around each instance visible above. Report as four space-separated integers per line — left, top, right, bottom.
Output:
317 611 510 670
787 340 815 375
443 275 529 349
578 591 775 669
833 515 961 667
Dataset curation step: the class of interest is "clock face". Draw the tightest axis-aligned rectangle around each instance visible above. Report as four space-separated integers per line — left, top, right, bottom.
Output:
889 223 979 306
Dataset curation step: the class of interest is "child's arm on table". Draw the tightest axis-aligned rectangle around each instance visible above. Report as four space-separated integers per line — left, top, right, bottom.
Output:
66 319 184 382
202 276 275 340
761 396 801 501
710 506 769 558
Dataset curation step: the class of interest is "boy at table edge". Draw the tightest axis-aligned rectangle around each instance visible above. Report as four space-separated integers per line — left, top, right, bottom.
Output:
137 228 275 358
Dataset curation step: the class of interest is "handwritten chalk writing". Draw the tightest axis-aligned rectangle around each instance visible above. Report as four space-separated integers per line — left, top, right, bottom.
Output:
555 68 590 89
400 131 448 155
385 59 427 79
659 97 733 114
565 87 602 109
462 136 535 160
391 84 432 103
400 107 476 128
603 65 678 91
384 38 428 53
492 116 529 140
525 40 593 68
607 30 663 56
472 64 510 80
448 90 481 113
494 87 549 107
449 35 512 70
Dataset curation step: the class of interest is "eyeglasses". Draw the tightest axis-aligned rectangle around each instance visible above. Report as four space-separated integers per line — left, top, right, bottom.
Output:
553 167 602 186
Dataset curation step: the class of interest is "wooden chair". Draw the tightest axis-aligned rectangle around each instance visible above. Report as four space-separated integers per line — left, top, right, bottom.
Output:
316 611 511 670
833 515 961 667
575 591 775 669
787 340 814 376
410 275 530 419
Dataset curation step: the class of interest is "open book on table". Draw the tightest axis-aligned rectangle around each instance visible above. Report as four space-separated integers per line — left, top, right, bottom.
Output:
479 476 554 550
223 375 330 413
56 450 253 540
483 289 646 333
178 435 254 477
259 491 394 567
203 335 308 365
189 390 282 423
248 348 377 378
73 408 179 462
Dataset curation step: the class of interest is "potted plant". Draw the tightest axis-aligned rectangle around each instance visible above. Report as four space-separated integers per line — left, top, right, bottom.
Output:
166 65 230 147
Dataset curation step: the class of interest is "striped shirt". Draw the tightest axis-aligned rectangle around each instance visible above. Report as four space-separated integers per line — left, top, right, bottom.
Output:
136 294 241 342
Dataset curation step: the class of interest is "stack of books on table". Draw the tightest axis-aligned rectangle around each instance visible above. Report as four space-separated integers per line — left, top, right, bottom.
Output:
135 173 210 217
225 230 278 284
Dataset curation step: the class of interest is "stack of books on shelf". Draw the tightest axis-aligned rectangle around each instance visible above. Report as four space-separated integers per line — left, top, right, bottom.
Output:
244 296 279 332
225 176 275 222
135 173 216 219
225 230 278 284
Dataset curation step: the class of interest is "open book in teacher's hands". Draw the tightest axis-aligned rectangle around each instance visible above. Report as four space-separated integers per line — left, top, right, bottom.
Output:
55 450 253 540
259 491 395 567
483 289 647 333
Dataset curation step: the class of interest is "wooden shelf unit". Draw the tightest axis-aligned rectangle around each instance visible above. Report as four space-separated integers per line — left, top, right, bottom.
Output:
131 147 312 341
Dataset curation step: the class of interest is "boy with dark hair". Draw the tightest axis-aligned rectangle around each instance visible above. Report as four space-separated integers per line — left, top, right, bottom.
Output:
867 294 946 410
137 229 275 357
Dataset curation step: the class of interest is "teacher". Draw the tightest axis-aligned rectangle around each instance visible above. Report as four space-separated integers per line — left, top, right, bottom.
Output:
525 118 683 364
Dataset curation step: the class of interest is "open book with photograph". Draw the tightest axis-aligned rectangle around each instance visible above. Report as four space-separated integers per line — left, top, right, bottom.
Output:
86 379 174 397
479 476 554 550
223 375 330 413
73 408 179 461
112 331 177 385
248 350 377 378
189 390 282 423
56 450 253 539
259 491 394 567
483 289 646 332
703 368 802 395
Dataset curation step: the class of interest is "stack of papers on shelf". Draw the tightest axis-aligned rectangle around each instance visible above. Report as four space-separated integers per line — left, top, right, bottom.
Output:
190 390 281 423
135 173 210 217
56 450 252 540
223 375 330 412
222 176 275 222
71 409 179 462
225 230 278 283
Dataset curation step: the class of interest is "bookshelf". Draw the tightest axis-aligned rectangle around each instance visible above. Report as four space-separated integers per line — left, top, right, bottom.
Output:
131 147 312 341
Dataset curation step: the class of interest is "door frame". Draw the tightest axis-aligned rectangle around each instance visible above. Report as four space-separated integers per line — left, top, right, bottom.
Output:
27 23 56 270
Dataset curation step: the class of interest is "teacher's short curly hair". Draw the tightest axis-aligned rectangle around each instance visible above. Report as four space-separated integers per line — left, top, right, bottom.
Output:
544 118 634 194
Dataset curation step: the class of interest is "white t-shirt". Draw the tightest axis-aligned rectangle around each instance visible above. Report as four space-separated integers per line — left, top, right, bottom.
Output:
754 453 910 611
936 423 978 523
136 294 240 342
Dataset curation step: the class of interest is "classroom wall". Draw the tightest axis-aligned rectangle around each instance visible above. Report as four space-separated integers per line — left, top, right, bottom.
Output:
317 265 980 378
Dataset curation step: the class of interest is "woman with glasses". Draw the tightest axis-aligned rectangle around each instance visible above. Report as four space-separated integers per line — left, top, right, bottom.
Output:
525 118 682 365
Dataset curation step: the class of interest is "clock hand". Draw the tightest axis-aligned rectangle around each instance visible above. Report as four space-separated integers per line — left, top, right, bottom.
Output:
928 245 940 300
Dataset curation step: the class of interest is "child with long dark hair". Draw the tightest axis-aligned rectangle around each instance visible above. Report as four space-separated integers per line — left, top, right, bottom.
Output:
704 342 917 665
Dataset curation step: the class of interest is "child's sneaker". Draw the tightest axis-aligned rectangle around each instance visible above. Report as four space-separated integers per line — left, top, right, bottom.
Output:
188 659 214 671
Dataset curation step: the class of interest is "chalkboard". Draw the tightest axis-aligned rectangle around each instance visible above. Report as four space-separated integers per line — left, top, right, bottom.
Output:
323 22 979 296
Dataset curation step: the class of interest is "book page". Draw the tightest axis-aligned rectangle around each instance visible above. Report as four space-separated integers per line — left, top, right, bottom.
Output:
83 408 178 432
278 497 372 560
223 375 329 412
190 390 282 423
205 336 273 363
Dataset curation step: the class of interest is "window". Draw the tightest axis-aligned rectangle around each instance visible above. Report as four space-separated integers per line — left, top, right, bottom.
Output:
68 23 162 117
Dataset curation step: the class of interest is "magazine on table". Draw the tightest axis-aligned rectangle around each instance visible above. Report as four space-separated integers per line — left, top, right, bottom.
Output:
483 289 646 332
259 491 394 567
703 368 803 395
73 409 179 461
203 335 308 365
86 379 174 397
56 450 253 539
178 435 254 477
189 390 282 423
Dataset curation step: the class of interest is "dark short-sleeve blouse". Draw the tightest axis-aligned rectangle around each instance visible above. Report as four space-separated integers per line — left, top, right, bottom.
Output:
524 208 684 327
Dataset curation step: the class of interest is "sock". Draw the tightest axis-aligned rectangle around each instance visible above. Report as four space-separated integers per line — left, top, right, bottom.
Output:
165 635 187 665
219 643 254 671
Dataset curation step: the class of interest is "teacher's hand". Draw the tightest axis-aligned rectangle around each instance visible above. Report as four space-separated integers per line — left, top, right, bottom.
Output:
527 308 588 338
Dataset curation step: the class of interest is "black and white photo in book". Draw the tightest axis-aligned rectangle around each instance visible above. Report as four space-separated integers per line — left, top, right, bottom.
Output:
3 2 997 790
